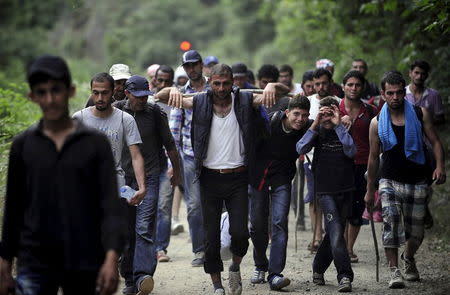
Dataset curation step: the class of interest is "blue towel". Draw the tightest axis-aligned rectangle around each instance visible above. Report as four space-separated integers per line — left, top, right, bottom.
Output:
378 100 425 164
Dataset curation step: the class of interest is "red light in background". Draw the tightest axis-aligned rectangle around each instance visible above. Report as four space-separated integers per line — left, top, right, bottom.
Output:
180 41 191 51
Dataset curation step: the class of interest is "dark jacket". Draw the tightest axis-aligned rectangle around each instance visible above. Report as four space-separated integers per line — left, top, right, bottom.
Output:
191 88 261 180
0 120 126 270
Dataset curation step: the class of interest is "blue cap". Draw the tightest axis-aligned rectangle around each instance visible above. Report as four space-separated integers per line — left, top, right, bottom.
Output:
125 75 152 97
204 56 219 66
182 50 202 65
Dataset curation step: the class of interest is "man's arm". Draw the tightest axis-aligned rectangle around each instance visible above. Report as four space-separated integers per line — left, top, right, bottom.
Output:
128 144 146 205
96 249 119 295
364 117 381 210
155 87 193 109
421 107 446 184
252 82 290 108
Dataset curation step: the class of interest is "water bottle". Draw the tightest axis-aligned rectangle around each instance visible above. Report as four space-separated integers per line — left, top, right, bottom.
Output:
120 185 135 201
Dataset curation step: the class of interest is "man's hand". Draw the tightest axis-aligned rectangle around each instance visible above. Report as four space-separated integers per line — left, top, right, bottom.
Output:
432 166 446 185
129 188 146 206
0 258 15 295
364 190 376 214
330 105 341 126
262 83 277 108
168 87 183 108
96 251 119 295
341 115 352 130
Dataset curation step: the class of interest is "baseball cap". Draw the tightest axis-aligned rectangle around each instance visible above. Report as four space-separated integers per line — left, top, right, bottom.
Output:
231 63 248 77
182 50 202 65
125 75 152 97
204 56 219 66
316 59 335 69
27 55 72 86
109 64 131 81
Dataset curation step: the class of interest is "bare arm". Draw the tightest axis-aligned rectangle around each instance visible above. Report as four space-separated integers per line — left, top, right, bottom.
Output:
252 82 290 108
167 149 181 187
96 249 119 295
364 117 381 211
421 107 446 184
128 144 146 205
154 87 193 109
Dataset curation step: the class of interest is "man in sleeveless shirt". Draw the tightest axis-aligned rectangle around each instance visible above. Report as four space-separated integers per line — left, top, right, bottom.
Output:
365 71 445 289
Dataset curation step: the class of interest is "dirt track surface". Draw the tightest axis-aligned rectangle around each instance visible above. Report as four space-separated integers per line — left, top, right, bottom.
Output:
116 203 450 295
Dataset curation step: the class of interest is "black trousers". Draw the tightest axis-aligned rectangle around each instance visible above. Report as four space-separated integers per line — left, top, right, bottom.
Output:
199 168 250 274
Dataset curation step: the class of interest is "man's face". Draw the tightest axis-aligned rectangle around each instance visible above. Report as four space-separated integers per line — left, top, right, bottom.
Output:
258 77 276 90
285 108 309 130
29 80 73 121
352 61 367 76
344 77 363 101
313 75 331 98
233 75 247 88
177 77 188 87
279 72 293 87
155 71 173 92
382 83 405 110
126 91 148 111
113 79 127 101
409 66 428 87
210 74 233 100
183 61 203 81
302 80 315 96
91 81 114 111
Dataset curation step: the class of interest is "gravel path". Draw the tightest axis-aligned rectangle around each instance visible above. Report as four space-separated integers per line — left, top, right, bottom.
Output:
116 202 450 295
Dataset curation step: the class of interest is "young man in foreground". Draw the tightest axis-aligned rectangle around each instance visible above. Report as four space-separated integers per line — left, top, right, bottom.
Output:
0 55 126 295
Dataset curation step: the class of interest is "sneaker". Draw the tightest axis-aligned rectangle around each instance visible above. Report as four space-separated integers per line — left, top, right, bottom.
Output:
191 251 205 267
337 277 352 292
312 272 325 285
122 285 136 295
269 275 291 291
401 253 420 281
228 270 242 295
137 275 154 295
157 250 170 263
214 288 225 294
250 269 266 284
171 219 184 235
388 267 405 289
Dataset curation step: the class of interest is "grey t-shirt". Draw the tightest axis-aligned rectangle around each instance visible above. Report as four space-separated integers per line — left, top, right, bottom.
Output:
73 107 142 186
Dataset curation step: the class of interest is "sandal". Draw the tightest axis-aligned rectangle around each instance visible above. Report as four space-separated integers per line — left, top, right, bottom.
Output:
349 252 359 263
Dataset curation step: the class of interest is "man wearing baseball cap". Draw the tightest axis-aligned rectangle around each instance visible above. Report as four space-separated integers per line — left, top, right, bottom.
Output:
114 75 182 295
203 55 219 77
85 63 132 107
0 55 126 294
156 50 208 267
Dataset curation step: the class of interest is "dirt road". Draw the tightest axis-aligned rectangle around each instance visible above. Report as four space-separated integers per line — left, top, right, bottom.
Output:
117 203 449 295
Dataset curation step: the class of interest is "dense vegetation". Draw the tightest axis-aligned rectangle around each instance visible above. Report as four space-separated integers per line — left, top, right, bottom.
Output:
0 0 449 242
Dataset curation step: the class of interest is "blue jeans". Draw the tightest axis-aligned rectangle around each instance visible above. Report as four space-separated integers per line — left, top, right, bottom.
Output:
313 193 354 282
156 168 174 253
250 184 291 280
181 154 205 253
16 265 97 295
120 174 159 288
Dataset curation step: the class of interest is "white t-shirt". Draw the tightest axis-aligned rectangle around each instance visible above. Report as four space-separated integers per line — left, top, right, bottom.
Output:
73 107 142 187
203 94 245 169
292 83 303 95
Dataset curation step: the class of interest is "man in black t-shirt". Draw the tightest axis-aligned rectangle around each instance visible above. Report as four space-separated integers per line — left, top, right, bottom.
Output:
249 95 312 291
365 71 445 289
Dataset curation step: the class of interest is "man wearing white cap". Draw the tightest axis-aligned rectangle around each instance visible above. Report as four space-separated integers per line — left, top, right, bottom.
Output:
147 64 160 92
316 58 344 98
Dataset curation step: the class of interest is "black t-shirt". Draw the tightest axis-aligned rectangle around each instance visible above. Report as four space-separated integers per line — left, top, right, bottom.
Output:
251 111 312 189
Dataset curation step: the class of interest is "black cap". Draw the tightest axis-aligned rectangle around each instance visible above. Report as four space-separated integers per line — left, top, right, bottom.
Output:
125 75 152 97
27 55 72 87
232 63 248 77
182 50 202 66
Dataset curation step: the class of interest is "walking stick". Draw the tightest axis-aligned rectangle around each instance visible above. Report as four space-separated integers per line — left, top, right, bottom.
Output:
182 89 296 97
294 160 304 252
369 207 380 282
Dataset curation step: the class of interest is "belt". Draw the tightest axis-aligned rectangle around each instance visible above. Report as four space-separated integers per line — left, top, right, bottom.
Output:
205 165 247 174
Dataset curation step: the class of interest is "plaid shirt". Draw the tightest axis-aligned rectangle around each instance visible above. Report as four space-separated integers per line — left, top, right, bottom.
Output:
169 79 209 157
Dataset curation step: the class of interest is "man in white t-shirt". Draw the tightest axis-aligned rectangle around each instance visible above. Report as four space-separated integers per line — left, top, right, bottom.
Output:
279 64 303 95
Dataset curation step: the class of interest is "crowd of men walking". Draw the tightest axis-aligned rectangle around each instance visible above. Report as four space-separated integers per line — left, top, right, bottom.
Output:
0 51 446 295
